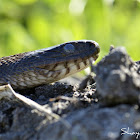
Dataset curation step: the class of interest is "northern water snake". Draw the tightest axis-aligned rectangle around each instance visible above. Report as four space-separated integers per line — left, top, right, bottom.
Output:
0 40 100 89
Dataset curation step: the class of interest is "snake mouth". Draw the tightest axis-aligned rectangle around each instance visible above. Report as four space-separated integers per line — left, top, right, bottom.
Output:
41 48 100 82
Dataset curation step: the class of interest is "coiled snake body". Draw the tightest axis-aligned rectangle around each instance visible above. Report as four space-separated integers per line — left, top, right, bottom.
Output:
0 40 100 89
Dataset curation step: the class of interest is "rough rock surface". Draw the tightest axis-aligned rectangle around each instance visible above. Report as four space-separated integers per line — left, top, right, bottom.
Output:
95 47 140 105
0 47 140 140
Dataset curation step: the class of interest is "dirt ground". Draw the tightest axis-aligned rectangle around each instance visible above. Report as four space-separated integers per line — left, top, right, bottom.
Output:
0 47 140 140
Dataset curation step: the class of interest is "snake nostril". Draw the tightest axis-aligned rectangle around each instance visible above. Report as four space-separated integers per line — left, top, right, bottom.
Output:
88 43 100 54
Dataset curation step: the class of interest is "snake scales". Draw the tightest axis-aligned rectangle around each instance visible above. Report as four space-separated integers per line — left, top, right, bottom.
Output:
0 40 100 89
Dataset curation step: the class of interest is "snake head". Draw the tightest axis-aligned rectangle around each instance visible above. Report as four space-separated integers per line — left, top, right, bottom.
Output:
33 40 100 82
38 40 100 64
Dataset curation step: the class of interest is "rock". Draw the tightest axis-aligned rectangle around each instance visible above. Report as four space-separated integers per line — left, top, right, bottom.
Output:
95 47 140 105
38 104 140 140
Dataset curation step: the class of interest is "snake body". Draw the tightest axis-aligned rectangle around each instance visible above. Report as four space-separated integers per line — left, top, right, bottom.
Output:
0 40 100 89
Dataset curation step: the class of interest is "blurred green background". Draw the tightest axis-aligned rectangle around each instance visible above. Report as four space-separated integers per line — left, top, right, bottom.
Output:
0 0 140 61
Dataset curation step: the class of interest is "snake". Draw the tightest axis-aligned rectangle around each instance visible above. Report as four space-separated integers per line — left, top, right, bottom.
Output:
0 40 100 89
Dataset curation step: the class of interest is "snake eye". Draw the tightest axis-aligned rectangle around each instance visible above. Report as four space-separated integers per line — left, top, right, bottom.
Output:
64 44 75 53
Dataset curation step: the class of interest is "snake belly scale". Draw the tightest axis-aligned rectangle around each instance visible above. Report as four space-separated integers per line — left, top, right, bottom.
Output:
0 40 100 89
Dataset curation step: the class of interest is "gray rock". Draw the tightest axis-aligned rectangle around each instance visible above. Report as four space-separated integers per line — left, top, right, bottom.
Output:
95 47 140 105
38 105 140 140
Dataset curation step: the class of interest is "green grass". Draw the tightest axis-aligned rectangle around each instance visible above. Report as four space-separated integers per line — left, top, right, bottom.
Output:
0 0 140 62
